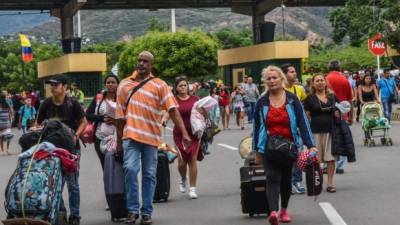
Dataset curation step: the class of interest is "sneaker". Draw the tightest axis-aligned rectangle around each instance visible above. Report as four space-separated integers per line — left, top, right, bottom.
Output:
336 168 344 174
188 187 198 199
179 178 187 193
268 211 279 225
279 208 291 223
68 215 81 225
292 182 306 194
126 213 139 224
140 215 152 225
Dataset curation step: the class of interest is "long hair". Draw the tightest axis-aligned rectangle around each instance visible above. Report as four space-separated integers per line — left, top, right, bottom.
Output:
311 74 333 95
173 75 190 96
261 65 288 91
361 74 375 86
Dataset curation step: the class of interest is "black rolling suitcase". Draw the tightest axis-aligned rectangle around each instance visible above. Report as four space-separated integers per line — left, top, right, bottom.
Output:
153 151 170 202
240 161 269 217
103 151 128 221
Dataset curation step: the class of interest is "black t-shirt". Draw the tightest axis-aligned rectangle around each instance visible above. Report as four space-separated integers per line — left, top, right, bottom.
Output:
303 93 338 133
37 96 84 132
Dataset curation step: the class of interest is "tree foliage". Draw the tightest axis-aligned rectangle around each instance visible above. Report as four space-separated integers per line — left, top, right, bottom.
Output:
212 28 253 49
0 40 62 91
146 18 170 33
118 31 219 80
81 41 126 73
330 0 400 52
307 42 390 73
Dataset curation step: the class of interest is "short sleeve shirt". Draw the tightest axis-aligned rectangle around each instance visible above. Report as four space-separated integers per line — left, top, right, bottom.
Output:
378 78 396 99
326 71 353 102
286 85 307 102
116 72 178 147
243 83 259 102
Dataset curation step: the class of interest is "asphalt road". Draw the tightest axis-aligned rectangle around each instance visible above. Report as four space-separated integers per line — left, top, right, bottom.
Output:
0 120 399 225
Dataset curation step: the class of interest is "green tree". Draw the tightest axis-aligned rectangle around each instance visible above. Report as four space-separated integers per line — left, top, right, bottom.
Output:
0 40 62 91
307 42 390 73
330 0 400 52
118 31 219 81
146 18 169 33
212 28 253 49
81 41 126 73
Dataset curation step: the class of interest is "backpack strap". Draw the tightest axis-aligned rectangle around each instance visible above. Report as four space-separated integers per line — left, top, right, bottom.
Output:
125 77 155 109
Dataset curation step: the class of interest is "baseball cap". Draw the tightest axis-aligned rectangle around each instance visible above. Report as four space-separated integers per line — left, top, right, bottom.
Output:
45 75 67 85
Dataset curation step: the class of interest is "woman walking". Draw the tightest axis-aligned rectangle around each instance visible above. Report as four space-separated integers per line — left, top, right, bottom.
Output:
253 66 317 225
303 74 339 193
358 74 379 105
0 93 14 155
171 76 201 199
86 75 119 169
218 84 231 130
231 86 245 130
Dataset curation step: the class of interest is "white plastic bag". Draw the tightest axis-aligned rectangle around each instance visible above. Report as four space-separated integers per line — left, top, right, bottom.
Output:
190 96 218 139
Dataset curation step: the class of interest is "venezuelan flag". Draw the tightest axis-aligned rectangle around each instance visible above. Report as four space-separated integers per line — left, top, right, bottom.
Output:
19 34 33 63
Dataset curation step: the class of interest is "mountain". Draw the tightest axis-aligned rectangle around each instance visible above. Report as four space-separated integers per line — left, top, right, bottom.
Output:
0 11 50 36
0 7 334 45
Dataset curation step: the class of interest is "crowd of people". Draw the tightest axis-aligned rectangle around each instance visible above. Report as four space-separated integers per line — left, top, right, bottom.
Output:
1 49 400 225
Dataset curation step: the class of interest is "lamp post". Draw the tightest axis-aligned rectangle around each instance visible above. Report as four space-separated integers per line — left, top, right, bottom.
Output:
281 3 286 39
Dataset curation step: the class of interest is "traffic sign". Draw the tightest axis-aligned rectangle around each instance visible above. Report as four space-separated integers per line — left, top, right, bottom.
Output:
368 33 386 56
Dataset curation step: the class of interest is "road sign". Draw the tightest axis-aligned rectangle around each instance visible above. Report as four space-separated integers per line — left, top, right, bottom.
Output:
368 33 386 56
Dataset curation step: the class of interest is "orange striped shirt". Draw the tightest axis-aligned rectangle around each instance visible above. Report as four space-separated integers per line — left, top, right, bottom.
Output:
116 71 178 147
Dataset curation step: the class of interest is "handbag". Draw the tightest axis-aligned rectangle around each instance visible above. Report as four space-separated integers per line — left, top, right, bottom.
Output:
261 104 298 166
305 159 323 197
202 119 219 143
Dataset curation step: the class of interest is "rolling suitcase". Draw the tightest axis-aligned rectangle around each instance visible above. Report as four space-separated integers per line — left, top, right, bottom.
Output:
153 151 170 202
103 151 128 221
240 163 269 217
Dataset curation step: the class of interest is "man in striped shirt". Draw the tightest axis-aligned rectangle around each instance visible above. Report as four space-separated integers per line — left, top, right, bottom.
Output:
116 51 190 225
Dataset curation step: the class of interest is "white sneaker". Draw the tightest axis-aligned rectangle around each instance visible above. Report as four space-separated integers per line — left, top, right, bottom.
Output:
188 187 198 199
179 178 187 193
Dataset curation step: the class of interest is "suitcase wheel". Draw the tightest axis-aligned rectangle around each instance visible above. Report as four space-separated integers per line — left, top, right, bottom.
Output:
249 213 254 217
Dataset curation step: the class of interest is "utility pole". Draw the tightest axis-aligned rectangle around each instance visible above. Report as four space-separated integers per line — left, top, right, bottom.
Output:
281 3 286 39
77 10 81 37
171 9 176 33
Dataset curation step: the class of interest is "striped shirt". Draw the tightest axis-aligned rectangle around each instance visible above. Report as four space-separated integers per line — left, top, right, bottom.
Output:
116 71 178 147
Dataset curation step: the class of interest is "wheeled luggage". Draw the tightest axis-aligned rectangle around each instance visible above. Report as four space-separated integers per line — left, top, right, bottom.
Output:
4 155 63 225
240 163 269 217
153 151 170 202
103 151 128 221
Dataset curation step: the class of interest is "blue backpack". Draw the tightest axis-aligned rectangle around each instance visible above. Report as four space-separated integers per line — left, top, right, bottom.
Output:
5 155 63 225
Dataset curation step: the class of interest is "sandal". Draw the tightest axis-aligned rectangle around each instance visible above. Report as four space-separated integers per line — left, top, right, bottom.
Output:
327 186 336 193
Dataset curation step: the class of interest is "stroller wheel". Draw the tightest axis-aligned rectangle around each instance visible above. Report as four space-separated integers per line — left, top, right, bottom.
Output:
363 139 368 146
370 140 375 147
381 138 386 145
387 138 393 146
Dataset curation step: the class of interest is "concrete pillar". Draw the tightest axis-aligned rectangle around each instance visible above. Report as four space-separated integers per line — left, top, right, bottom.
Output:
61 15 74 39
252 9 265 44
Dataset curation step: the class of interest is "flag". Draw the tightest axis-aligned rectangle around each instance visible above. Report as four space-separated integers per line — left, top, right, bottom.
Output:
19 34 33 63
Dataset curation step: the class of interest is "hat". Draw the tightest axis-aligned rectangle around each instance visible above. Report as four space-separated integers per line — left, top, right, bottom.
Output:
45 75 67 85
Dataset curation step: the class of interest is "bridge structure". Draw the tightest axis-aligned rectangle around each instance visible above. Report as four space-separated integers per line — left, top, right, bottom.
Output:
1 0 345 47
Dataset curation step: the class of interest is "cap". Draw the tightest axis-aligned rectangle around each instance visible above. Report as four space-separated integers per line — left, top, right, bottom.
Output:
45 75 67 85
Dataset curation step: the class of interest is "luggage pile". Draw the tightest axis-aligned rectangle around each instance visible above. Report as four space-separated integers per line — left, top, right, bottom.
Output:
3 120 78 225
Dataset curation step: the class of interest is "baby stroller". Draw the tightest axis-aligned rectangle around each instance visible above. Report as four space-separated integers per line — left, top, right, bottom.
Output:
361 102 392 147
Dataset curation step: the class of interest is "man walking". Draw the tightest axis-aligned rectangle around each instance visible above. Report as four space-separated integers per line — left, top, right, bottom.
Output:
115 51 190 225
36 75 87 225
378 68 399 122
242 76 259 123
281 64 307 194
326 60 354 174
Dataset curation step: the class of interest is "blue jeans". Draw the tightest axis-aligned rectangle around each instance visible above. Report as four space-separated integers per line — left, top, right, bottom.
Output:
291 163 303 184
59 169 80 216
382 98 393 122
123 139 158 216
247 102 256 123
337 156 346 170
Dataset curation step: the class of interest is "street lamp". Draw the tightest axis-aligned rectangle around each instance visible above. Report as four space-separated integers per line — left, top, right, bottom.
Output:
281 3 286 39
